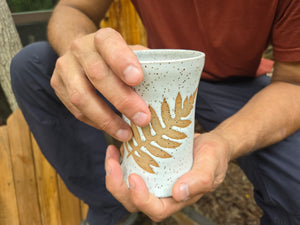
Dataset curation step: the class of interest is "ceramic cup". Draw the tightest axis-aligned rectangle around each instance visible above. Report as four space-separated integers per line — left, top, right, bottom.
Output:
121 49 205 197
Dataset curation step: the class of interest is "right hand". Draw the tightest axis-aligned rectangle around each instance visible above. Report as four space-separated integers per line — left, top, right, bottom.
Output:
50 28 151 142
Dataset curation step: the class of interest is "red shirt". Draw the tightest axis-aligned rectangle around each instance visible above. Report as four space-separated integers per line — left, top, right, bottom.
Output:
131 0 300 80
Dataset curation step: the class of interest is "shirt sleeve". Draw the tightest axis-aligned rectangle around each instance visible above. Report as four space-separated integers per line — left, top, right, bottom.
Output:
272 0 300 62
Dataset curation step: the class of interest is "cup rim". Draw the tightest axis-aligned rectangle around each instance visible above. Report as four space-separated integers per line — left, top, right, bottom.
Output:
133 49 205 64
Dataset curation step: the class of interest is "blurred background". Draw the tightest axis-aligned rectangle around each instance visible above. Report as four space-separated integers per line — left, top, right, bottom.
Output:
0 0 58 125
8 0 58 46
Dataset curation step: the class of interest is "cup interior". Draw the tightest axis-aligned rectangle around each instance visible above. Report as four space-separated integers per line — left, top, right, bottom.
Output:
134 49 205 64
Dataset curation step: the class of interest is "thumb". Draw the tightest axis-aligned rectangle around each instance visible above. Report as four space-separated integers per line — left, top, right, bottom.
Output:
172 136 228 202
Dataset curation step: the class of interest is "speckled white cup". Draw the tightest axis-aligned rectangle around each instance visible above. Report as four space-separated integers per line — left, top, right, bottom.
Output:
121 49 205 197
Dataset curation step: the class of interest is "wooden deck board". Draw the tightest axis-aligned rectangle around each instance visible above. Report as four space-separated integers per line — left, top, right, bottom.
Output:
80 201 89 221
31 135 62 225
0 126 20 225
0 109 88 225
7 109 42 225
57 176 82 225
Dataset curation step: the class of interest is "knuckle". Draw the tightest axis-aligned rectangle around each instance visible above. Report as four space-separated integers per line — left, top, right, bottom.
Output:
86 60 105 81
151 214 165 222
127 208 138 213
115 94 133 111
73 110 85 121
95 27 117 42
95 28 130 68
70 38 82 53
199 174 214 189
100 117 115 132
213 175 225 189
50 74 59 90
106 51 117 64
148 206 167 222
69 88 84 107
55 56 65 70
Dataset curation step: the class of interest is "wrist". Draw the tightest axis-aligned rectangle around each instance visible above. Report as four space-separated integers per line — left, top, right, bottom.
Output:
211 120 257 160
194 131 233 163
209 130 235 161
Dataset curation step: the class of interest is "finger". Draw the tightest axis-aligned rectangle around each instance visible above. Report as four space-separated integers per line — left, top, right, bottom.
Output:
71 35 151 127
54 52 132 141
105 145 138 212
94 28 143 86
128 174 200 222
51 68 79 113
51 56 94 124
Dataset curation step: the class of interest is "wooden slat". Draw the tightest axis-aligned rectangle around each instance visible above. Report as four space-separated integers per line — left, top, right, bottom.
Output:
57 175 82 225
7 109 42 225
80 201 89 220
31 135 62 225
0 126 20 225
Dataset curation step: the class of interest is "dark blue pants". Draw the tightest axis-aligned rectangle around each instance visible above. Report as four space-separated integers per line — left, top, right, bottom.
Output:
11 42 300 225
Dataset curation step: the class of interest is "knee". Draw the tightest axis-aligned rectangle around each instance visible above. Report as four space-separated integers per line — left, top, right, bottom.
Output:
10 41 57 98
10 47 29 93
11 43 40 95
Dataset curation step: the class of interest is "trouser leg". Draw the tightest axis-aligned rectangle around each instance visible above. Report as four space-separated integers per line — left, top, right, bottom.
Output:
195 76 300 225
10 41 128 225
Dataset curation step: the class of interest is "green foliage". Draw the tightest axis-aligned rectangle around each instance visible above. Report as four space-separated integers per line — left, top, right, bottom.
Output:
7 0 58 12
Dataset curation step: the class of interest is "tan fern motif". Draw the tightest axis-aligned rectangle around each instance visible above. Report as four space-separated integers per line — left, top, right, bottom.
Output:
125 89 197 174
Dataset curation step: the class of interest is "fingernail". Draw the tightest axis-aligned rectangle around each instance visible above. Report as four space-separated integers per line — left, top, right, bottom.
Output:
179 183 190 201
106 149 111 159
116 129 131 141
128 177 135 190
124 65 141 84
105 164 112 176
132 112 148 126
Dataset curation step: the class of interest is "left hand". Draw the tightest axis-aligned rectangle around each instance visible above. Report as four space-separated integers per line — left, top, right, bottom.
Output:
105 132 232 222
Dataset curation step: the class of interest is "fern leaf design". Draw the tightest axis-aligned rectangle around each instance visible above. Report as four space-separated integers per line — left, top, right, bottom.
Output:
127 141 159 174
174 91 183 116
149 106 183 147
161 98 171 124
172 120 192 128
124 89 198 174
142 126 172 158
182 90 197 117
144 143 173 158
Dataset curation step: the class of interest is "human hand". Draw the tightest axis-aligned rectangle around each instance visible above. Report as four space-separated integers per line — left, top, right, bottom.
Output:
50 28 151 142
105 132 232 221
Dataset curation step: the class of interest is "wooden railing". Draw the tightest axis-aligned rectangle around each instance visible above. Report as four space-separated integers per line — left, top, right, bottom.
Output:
12 9 53 26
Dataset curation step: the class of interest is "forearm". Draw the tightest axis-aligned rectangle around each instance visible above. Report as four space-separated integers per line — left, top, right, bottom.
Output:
212 80 300 159
47 1 111 55
47 6 96 55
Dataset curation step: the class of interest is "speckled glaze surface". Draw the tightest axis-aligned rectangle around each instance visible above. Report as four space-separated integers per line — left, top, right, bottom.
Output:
121 49 205 197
